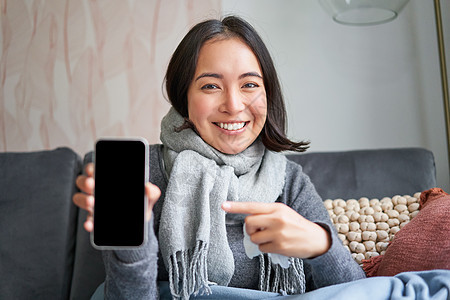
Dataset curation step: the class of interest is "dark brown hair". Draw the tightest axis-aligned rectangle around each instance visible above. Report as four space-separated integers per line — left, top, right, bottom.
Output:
164 16 309 152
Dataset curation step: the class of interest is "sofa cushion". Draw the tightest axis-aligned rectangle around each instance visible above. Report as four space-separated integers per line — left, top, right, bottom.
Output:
362 188 450 276
0 147 81 299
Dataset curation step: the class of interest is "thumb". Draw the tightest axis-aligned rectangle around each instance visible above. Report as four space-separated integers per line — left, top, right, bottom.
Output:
145 182 161 221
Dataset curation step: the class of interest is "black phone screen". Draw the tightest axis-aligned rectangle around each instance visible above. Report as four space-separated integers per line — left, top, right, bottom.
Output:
93 139 148 248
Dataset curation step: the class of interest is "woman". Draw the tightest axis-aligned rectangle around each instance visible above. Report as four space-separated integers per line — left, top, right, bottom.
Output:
73 16 366 299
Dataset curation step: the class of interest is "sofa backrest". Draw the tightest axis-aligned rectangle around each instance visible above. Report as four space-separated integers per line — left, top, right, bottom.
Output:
0 147 81 300
286 147 437 200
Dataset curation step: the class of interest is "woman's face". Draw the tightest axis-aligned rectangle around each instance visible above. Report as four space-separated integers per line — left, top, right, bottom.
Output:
187 37 267 155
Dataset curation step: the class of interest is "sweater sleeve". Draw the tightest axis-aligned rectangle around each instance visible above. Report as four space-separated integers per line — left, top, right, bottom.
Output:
283 160 366 291
101 215 159 300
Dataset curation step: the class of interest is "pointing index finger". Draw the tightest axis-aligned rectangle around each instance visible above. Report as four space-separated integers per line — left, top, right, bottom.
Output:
221 201 275 215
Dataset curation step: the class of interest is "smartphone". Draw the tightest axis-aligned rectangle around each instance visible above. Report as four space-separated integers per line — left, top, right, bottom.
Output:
91 137 149 250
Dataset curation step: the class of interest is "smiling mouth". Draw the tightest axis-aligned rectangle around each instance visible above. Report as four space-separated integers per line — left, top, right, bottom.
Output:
214 122 247 131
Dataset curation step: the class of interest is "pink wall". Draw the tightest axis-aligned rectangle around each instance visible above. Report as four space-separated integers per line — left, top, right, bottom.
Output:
0 0 221 155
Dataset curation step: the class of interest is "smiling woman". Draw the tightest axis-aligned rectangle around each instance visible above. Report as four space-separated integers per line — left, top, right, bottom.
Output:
73 15 366 300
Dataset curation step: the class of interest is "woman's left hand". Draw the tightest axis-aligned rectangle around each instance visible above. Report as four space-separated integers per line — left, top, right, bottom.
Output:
222 201 331 259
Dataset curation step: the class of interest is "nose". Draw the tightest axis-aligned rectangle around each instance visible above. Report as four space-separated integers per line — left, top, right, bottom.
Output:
219 88 246 114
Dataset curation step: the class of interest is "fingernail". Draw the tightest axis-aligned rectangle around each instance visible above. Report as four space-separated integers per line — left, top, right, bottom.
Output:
222 201 231 210
86 164 94 174
87 195 94 206
86 177 94 187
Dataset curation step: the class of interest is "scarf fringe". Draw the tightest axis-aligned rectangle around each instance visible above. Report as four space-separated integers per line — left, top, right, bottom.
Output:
259 254 306 295
167 241 211 300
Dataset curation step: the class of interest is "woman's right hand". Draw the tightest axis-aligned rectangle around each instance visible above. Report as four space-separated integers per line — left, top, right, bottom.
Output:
73 163 161 233
73 163 95 232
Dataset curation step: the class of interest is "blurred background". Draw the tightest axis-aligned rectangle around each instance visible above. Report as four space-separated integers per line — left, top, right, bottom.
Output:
1 0 448 191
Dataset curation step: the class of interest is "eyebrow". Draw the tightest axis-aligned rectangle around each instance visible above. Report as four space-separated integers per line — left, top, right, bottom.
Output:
194 72 263 81
195 73 223 81
239 72 263 80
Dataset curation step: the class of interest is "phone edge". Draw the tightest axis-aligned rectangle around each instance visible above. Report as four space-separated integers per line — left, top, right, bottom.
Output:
90 136 150 251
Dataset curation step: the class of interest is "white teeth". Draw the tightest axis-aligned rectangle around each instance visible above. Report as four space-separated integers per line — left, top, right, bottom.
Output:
217 122 246 131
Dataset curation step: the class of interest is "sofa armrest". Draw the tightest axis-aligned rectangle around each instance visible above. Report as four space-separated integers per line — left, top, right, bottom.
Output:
0 147 81 299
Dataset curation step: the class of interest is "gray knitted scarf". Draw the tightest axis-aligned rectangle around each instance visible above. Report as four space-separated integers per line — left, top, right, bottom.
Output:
159 108 305 299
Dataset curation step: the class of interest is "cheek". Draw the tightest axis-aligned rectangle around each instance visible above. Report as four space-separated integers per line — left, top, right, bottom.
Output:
250 95 268 124
188 95 213 125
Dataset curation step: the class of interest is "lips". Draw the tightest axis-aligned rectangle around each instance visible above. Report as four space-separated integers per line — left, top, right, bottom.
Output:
215 122 247 131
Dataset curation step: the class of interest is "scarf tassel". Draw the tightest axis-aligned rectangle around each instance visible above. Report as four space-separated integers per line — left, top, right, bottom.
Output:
259 254 306 295
167 241 211 299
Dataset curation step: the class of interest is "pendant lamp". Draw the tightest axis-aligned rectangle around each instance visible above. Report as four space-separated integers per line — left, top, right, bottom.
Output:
318 0 410 26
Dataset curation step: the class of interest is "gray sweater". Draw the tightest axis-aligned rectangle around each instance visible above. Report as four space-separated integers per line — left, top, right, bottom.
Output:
102 144 366 299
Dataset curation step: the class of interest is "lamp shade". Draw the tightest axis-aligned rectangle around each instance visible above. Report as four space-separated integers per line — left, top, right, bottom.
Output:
319 0 410 26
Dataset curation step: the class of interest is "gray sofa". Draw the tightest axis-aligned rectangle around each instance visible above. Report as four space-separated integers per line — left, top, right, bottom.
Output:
0 146 436 299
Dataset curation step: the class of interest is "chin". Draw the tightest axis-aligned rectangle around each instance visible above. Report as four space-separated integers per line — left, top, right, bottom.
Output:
215 142 249 155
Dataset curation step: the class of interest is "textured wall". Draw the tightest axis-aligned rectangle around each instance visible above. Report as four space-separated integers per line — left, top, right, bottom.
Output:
0 0 221 155
222 0 450 191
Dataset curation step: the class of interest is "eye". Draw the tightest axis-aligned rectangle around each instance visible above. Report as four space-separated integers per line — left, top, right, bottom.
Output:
242 82 259 89
201 84 219 90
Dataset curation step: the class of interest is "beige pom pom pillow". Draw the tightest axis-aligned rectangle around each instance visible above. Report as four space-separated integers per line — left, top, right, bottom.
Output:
324 192 421 265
